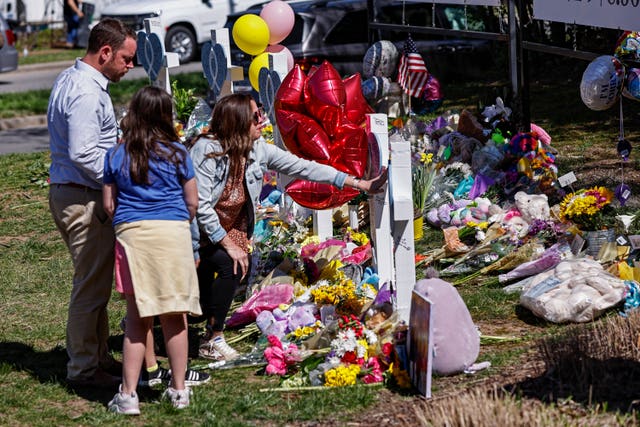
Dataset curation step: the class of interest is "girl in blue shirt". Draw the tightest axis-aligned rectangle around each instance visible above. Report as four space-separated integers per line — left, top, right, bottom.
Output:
103 86 201 413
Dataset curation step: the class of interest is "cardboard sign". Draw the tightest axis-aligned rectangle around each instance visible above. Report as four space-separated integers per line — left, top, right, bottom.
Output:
405 0 501 6
534 0 640 32
408 290 434 398
557 171 577 188
570 233 586 256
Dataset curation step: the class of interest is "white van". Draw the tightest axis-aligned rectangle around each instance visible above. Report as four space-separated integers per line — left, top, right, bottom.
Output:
100 0 260 63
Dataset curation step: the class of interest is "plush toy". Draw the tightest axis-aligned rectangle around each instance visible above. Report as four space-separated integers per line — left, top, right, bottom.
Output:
514 191 550 223
457 109 486 142
413 278 480 375
499 208 530 238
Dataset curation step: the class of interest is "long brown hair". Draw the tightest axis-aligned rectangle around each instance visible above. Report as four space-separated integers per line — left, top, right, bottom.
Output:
207 93 255 173
120 86 184 184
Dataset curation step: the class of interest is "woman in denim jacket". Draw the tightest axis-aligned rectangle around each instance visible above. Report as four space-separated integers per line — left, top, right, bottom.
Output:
189 93 387 360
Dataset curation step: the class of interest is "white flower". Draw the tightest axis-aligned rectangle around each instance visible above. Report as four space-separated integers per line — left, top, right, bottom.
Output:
327 356 342 366
356 342 369 359
364 329 378 345
344 329 356 341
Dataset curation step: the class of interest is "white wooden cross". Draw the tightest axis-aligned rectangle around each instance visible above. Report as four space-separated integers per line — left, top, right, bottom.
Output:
201 28 245 101
138 18 180 94
366 113 416 323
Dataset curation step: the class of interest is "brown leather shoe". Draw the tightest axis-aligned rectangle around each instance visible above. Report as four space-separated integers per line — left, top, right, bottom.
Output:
66 368 121 388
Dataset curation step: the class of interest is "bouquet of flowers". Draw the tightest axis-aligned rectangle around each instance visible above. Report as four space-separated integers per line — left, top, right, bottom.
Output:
309 314 384 387
264 335 302 376
559 186 615 231
412 152 438 219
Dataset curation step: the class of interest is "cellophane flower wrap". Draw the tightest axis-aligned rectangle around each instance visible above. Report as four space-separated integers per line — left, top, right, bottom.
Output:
412 152 438 219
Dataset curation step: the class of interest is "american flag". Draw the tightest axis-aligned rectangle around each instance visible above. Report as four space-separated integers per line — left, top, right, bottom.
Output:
397 36 429 98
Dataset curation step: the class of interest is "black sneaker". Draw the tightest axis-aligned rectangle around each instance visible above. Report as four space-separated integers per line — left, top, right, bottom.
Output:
138 366 171 387
184 369 210 387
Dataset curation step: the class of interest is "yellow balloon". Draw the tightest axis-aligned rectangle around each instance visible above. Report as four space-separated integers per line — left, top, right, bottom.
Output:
232 14 270 56
249 52 270 91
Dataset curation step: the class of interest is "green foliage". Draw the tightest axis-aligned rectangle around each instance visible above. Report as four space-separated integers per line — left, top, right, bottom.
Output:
27 156 50 188
172 80 199 124
0 89 51 118
2 53 639 425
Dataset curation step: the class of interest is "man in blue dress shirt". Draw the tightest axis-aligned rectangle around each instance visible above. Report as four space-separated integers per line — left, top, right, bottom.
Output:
47 18 136 388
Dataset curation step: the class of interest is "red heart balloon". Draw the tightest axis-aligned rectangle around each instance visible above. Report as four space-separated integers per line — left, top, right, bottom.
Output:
276 110 331 163
329 123 368 177
285 179 359 210
303 61 345 139
275 64 307 114
343 73 374 125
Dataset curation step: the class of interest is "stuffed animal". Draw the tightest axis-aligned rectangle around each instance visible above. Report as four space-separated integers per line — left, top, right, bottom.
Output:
413 278 480 375
514 191 550 223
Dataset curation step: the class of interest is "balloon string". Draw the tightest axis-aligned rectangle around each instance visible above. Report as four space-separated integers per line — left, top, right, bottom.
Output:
620 96 626 185
402 0 406 26
620 95 625 141
620 96 625 184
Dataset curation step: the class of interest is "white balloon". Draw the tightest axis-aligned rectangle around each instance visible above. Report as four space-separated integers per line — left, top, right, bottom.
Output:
362 40 399 79
580 55 623 111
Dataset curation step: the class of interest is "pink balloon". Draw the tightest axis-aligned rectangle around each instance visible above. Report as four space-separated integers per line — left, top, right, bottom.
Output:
260 0 295 45
265 44 294 71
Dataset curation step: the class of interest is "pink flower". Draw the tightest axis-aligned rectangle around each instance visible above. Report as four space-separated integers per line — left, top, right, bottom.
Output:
264 335 300 376
267 334 283 349
361 357 383 384
284 342 301 365
264 335 287 376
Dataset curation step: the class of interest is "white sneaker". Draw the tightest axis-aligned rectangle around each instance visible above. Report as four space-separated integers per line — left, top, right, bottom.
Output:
162 386 191 409
199 336 239 361
108 385 140 415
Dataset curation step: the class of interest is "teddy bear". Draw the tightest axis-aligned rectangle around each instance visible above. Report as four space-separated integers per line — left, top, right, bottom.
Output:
514 191 551 223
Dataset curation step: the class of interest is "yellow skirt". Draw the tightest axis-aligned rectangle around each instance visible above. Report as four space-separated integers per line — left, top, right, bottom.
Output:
115 220 202 318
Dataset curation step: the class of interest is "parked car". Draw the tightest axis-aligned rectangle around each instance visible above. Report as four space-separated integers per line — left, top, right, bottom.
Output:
225 0 502 81
100 0 263 63
0 12 18 73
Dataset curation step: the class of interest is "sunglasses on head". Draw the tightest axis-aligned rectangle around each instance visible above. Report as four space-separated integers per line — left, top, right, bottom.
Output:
253 105 265 125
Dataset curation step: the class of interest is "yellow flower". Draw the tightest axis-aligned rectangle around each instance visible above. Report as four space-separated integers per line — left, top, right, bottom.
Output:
301 235 321 247
347 227 369 245
388 362 412 389
317 260 345 282
324 364 361 387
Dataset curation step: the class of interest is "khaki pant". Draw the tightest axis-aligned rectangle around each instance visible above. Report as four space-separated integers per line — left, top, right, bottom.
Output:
49 184 115 380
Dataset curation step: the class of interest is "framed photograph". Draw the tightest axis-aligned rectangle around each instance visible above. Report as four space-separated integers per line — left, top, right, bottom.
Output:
408 290 434 398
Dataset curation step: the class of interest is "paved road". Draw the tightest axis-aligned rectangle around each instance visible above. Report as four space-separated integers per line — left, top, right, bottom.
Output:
0 59 205 93
0 127 50 155
0 60 206 155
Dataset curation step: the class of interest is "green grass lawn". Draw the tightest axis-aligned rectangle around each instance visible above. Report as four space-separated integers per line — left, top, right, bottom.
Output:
2 52 640 424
